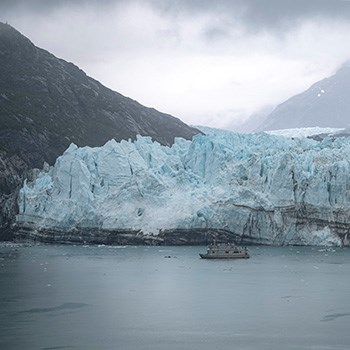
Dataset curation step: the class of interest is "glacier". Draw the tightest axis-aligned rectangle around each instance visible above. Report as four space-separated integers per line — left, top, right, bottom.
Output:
15 127 350 246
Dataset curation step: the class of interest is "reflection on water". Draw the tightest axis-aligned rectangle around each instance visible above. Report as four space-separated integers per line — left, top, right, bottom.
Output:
321 313 350 322
19 302 90 314
0 243 350 350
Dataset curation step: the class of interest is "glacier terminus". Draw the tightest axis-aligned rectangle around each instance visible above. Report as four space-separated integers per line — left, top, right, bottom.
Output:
15 127 350 246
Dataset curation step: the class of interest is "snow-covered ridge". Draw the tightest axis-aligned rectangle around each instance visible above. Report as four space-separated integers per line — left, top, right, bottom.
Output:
265 127 345 138
17 129 350 246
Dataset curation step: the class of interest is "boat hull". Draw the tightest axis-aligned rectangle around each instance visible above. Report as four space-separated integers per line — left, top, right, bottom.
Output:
199 253 250 259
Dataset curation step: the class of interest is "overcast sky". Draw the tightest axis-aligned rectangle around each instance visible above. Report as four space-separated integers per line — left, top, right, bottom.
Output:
1 0 350 129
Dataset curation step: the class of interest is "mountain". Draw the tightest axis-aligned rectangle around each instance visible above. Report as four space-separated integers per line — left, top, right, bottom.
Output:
0 22 200 167
16 128 350 246
233 105 273 133
0 22 200 239
257 63 350 131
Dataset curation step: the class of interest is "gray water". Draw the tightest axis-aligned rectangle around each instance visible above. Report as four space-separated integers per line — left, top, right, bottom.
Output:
0 244 349 350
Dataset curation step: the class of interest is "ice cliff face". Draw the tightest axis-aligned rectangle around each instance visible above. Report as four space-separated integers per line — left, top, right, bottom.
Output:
16 128 350 246
0 22 200 240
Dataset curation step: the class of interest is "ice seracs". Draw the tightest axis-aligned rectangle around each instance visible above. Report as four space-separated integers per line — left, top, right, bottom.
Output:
16 127 350 246
266 127 345 138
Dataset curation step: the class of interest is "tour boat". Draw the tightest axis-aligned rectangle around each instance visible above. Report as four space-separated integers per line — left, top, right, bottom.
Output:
199 242 250 259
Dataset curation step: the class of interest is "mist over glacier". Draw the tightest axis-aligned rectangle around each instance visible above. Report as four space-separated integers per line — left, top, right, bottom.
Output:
16 127 350 246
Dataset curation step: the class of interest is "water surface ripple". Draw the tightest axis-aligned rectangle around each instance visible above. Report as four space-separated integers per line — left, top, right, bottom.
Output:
0 244 349 350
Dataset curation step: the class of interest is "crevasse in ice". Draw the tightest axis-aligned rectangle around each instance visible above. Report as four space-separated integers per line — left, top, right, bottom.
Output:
17 127 350 246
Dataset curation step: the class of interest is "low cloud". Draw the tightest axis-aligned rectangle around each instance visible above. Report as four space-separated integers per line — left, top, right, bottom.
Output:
1 0 350 129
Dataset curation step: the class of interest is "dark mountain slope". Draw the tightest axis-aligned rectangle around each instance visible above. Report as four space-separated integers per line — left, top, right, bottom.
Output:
0 22 200 239
257 64 350 131
0 22 199 167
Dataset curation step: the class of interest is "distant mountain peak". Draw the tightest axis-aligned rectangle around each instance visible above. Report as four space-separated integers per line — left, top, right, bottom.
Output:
256 61 350 131
335 59 350 74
